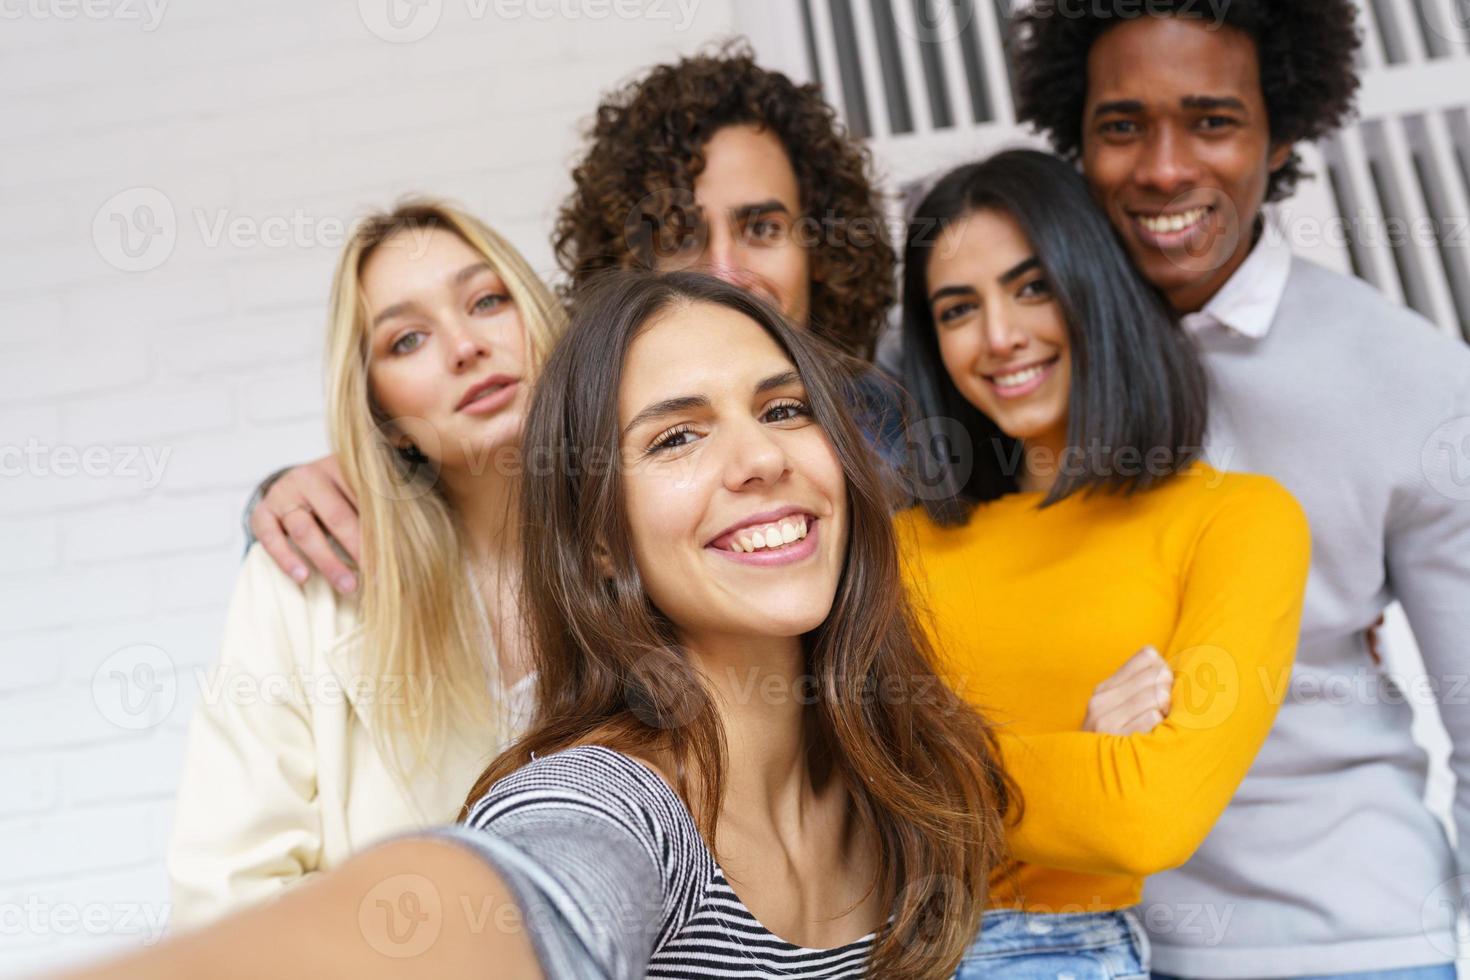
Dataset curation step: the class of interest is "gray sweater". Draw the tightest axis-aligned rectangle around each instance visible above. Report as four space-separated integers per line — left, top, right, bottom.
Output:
1142 255 1470 977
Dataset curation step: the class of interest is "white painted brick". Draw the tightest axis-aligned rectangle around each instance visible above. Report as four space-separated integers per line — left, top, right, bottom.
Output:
0 864 171 969
0 16 314 95
0 755 61 818
0 629 66 694
152 549 243 614
0 566 154 636
67 270 235 338
51 610 225 686
0 236 107 297
150 421 327 495
63 493 238 565
313 81 484 142
0 405 62 445
0 517 60 574
62 385 235 447
0 467 162 518
0 687 142 752
227 254 337 313
62 732 185 806
0 801 156 883
152 311 323 378
0 337 150 403
0 107 315 192
0 295 64 349
240 364 323 425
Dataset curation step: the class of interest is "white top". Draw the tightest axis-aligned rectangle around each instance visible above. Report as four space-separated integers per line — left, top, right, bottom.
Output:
167 544 525 930
1179 215 1293 339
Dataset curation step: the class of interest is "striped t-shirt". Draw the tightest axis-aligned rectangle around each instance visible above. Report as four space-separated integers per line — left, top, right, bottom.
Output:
418 745 877 978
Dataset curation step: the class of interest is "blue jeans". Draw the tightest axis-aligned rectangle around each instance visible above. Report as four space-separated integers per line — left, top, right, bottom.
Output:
1152 966 1458 980
957 909 1150 979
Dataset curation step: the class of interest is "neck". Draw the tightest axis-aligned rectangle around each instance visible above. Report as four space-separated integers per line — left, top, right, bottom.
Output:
440 465 521 567
1017 423 1070 496
1167 212 1265 315
689 632 816 821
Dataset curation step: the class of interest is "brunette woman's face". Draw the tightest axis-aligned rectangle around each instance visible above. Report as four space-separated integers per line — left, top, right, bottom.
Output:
364 227 531 473
617 301 847 646
654 124 813 329
926 209 1072 446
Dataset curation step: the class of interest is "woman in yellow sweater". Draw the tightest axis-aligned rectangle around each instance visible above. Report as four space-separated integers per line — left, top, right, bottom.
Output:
896 150 1311 977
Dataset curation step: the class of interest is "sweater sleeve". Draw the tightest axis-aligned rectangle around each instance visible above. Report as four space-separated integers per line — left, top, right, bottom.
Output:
411 747 710 980
167 544 325 929
1000 477 1311 877
1385 394 1470 883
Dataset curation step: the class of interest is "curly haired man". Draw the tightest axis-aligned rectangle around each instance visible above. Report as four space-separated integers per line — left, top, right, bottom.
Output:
553 41 897 363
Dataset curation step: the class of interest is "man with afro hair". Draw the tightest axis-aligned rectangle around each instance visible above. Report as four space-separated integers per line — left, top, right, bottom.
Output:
1011 3 1470 978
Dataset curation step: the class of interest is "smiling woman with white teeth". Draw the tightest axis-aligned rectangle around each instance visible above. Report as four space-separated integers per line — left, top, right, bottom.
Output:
896 149 1311 977
74 272 1015 980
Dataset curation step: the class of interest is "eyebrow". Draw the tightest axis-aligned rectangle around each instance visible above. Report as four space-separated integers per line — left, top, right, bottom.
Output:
1181 94 1247 112
731 199 790 223
1092 98 1145 119
621 369 802 439
1092 95 1246 118
370 262 497 330
928 256 1040 303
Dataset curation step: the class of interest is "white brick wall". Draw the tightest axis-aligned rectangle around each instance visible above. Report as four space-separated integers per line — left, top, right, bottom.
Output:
0 1 737 972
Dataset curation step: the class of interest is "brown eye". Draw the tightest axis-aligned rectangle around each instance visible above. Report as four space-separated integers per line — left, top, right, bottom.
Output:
648 424 696 454
937 301 977 324
1017 278 1052 300
763 399 810 423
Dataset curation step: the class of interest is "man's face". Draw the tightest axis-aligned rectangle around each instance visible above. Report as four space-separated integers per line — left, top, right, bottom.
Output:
651 123 813 328
1080 16 1292 314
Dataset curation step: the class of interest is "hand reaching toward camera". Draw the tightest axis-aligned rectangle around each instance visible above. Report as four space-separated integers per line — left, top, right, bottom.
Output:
1083 646 1173 735
247 455 362 593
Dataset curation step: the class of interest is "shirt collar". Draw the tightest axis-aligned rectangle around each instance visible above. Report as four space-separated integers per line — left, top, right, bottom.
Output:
1178 214 1293 339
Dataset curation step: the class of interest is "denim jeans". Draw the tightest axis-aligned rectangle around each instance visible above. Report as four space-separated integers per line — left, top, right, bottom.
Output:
956 909 1150 979
1152 966 1458 980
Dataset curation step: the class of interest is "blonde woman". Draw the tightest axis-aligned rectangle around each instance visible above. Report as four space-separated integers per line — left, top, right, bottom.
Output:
166 201 567 929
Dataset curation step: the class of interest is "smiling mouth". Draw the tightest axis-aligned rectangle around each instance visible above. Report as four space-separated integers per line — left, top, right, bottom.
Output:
1131 205 1214 239
985 356 1059 391
709 514 814 554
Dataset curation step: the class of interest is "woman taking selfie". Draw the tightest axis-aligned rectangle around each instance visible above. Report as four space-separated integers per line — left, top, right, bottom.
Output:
896 149 1311 976
73 271 1013 980
167 202 566 927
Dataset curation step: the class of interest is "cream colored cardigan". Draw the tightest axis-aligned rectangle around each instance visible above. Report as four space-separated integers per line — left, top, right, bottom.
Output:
166 544 527 931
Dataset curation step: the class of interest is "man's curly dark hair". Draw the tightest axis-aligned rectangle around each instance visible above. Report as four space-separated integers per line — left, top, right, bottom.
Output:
1011 0 1362 202
552 41 896 360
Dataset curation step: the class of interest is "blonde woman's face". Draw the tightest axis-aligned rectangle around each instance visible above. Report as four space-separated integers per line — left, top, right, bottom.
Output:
363 227 531 474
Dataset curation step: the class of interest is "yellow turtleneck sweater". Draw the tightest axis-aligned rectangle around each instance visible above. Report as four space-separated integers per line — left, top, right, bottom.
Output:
896 462 1310 912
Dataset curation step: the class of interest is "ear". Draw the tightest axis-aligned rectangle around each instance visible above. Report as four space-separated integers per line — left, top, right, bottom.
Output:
1267 141 1293 174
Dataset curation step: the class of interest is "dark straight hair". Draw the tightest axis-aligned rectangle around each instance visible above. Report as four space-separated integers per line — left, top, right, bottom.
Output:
466 270 1015 979
900 148 1207 525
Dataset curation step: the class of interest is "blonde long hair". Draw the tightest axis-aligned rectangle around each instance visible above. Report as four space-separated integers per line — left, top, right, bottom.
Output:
324 200 566 775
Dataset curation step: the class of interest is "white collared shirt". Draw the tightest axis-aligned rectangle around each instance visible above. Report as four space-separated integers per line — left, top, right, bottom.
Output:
1178 216 1293 339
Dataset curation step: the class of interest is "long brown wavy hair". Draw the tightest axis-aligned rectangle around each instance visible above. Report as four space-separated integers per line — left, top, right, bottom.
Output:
464 271 1014 978
551 40 897 361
